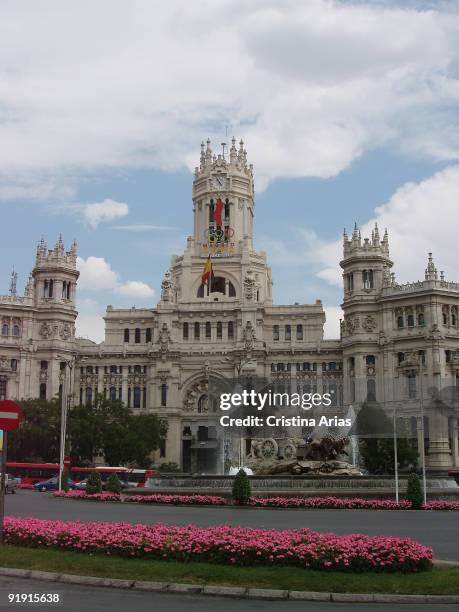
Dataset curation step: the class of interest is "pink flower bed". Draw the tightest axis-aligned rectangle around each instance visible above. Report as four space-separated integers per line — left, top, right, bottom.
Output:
3 517 432 572
52 490 459 510
53 490 120 502
248 496 412 510
125 494 226 506
423 500 459 511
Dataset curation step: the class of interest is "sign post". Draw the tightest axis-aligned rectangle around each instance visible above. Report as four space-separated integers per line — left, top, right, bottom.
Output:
0 400 22 543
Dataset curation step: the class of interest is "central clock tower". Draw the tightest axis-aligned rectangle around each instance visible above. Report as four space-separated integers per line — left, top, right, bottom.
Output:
191 137 255 257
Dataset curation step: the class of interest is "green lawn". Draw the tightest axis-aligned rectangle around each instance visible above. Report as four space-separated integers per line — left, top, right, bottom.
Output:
1 545 458 595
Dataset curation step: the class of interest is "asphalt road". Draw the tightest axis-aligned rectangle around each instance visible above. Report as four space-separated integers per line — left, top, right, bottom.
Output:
0 577 456 612
6 490 459 561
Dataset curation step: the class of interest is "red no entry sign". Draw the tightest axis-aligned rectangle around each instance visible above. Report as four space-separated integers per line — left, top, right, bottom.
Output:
0 400 22 431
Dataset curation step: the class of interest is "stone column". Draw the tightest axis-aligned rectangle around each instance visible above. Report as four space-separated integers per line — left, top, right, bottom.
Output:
426 403 452 472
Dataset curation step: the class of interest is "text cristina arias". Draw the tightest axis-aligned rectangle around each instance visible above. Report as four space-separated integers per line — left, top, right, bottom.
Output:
219 390 332 411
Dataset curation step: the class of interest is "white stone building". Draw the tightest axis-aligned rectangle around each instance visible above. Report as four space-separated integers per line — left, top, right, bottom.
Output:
1 139 458 472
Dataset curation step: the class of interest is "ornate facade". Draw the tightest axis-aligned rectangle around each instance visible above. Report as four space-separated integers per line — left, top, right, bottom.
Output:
1 139 458 473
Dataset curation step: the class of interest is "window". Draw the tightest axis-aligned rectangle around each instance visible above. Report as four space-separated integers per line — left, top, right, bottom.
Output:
228 281 236 297
346 272 354 291
109 387 117 401
39 383 47 400
407 314 414 327
1 323 8 336
110 365 117 374
12 324 20 337
85 387 92 404
397 352 405 365
277 363 284 372
285 325 291 341
209 199 214 223
397 316 404 328
303 362 310 371
217 321 222 340
224 201 230 222
442 310 448 325
10 359 17 372
183 322 189 340
418 313 425 326
161 384 167 407
128 388 131 408
228 321 234 339
134 328 141 343
194 322 200 340
146 328 152 343
133 387 141 409
366 378 376 401
322 362 327 372
0 378 7 400
40 360 48 371
205 321 211 339
124 328 130 343
273 325 279 341
296 363 301 372
86 365 93 374
62 281 71 300
446 350 451 363
419 350 426 365
132 364 140 373
296 324 303 341
366 355 375 365
143 387 147 408
160 439 166 458
452 312 457 326
408 374 416 399
328 362 337 371
362 269 374 289
44 279 54 298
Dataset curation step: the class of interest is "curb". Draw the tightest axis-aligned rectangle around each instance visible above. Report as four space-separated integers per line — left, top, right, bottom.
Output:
1 566 458 603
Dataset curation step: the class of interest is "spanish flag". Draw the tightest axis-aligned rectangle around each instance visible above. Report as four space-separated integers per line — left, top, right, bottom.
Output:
201 254 214 286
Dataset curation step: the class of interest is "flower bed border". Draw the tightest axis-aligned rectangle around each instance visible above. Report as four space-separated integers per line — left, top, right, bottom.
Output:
52 490 459 511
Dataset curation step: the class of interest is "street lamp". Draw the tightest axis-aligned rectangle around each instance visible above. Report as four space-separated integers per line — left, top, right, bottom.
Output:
56 354 86 491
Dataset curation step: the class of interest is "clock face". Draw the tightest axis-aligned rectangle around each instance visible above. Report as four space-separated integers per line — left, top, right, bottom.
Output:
212 175 226 190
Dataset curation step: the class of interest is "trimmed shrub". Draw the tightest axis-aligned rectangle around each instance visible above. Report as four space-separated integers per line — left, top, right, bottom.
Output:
232 468 251 505
106 473 123 493
85 472 102 495
406 472 423 509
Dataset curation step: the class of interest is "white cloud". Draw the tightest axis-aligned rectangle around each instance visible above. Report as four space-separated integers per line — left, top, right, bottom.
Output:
0 1 459 194
76 256 154 298
115 281 154 298
316 163 459 286
81 199 128 229
75 297 105 342
110 224 176 231
324 306 343 340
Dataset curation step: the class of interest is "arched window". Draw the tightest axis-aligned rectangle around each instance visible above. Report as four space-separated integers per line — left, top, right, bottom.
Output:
109 387 117 401
366 378 376 401
417 313 425 326
366 355 375 365
273 325 279 341
217 321 222 340
12 324 20 337
285 325 291 341
85 387 93 404
362 269 374 289
146 328 152 343
194 322 200 340
134 328 141 343
443 312 448 325
124 328 130 343
39 383 47 400
296 324 303 340
205 321 211 339
133 387 141 408
228 281 236 297
228 321 234 339
183 322 189 340
407 314 414 327
10 359 17 372
397 316 404 328
161 384 167 407
452 309 457 326
1 323 8 336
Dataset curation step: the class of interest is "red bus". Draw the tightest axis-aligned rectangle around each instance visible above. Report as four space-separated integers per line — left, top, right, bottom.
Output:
6 462 153 488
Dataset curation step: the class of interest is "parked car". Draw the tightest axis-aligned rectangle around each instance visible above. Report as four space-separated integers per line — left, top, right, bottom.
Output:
33 476 76 492
1 473 20 494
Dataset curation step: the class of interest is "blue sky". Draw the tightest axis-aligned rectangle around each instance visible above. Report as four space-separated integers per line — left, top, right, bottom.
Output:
1 1 459 340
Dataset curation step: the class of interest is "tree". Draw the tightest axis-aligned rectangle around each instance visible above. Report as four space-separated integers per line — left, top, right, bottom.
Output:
232 469 251 505
406 472 423 509
359 437 418 475
86 472 102 494
7 399 60 462
106 473 123 493
67 395 168 467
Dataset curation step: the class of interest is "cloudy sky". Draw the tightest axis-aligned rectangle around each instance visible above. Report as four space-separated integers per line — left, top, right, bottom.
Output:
1 0 459 341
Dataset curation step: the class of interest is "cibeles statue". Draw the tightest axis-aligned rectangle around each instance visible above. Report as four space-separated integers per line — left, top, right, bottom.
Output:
244 434 362 476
